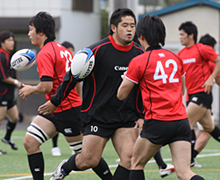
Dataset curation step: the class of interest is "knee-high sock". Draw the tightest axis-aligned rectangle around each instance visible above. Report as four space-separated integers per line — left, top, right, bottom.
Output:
28 152 44 180
52 134 59 147
154 150 166 169
190 175 205 180
191 129 196 162
113 165 130 180
129 170 145 180
210 126 220 142
4 121 16 140
62 154 112 180
92 157 112 180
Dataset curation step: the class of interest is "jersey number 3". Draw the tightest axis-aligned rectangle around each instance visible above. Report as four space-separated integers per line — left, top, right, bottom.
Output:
154 59 179 84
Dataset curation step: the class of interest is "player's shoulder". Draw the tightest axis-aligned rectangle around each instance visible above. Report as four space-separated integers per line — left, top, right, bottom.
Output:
88 37 110 52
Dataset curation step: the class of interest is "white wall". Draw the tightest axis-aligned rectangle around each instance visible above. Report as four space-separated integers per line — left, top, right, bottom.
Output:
0 0 61 17
59 0 101 52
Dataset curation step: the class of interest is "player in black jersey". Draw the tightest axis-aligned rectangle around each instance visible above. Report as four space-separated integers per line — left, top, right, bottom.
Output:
0 31 22 153
39 8 172 180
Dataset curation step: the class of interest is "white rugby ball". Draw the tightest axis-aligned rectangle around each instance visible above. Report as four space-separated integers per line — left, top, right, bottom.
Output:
11 49 36 71
71 48 95 79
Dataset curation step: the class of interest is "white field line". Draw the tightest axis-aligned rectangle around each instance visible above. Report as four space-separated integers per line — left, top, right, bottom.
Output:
4 152 220 180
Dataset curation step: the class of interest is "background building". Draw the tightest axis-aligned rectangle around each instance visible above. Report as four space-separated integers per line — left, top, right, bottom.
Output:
0 0 101 120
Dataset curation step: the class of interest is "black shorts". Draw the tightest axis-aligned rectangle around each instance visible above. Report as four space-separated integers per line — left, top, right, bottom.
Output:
0 100 16 110
140 119 191 146
187 92 212 109
83 120 135 138
39 106 82 137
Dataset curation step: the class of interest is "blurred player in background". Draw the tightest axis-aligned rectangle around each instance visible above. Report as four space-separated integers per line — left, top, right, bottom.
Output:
117 14 204 180
178 21 220 167
192 34 220 167
0 30 22 154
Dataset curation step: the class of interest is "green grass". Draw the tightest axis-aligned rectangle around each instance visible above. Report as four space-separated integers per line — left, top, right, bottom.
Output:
0 129 220 180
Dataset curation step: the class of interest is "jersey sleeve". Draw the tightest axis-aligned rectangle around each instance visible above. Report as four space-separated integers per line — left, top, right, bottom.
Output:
50 71 78 106
125 57 142 84
200 44 218 62
37 52 54 80
0 53 9 80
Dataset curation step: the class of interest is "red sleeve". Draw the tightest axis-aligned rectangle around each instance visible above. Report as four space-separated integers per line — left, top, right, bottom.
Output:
200 44 218 62
126 56 143 84
37 51 54 79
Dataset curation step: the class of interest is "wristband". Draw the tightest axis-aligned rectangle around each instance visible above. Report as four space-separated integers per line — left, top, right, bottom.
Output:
14 79 18 85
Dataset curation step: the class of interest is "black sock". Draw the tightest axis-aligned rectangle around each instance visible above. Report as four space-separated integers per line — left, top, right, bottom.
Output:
191 129 196 163
62 153 80 174
190 175 205 180
154 150 166 169
129 170 144 180
52 134 59 147
210 126 220 142
193 150 199 158
4 121 16 140
28 152 44 180
113 165 130 180
92 157 112 180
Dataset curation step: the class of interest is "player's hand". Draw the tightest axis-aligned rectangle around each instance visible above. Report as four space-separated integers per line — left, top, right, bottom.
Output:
38 100 57 115
19 84 33 100
202 78 214 94
134 118 144 134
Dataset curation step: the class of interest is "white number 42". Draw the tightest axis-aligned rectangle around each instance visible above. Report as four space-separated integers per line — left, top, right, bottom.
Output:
153 59 179 84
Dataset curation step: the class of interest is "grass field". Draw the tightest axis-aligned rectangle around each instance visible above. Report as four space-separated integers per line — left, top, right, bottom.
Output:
0 129 220 180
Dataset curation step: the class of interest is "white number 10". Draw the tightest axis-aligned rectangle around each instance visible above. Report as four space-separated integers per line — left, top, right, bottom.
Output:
153 59 179 84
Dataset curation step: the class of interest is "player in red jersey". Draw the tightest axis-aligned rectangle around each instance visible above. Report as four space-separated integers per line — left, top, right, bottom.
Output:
178 21 220 166
18 12 83 180
117 15 204 180
192 34 220 167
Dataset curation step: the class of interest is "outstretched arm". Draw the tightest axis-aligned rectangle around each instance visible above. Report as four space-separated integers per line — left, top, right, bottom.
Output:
117 76 135 100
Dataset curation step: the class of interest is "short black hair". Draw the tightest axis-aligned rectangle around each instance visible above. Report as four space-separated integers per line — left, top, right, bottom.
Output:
0 30 14 43
136 15 166 47
61 41 75 51
199 34 216 49
109 8 136 35
29 11 56 40
179 21 198 43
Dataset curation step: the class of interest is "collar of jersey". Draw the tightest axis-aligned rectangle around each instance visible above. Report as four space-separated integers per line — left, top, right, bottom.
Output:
146 46 161 51
0 48 9 56
44 39 54 46
109 35 133 51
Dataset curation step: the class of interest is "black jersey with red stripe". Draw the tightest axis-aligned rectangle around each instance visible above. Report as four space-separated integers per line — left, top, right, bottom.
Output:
51 35 144 124
82 35 144 124
0 48 14 101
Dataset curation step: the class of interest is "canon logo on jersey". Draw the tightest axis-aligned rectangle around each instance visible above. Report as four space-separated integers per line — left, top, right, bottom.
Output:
114 66 128 71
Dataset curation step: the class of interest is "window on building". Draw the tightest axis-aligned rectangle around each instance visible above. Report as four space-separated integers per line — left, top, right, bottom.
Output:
72 0 93 12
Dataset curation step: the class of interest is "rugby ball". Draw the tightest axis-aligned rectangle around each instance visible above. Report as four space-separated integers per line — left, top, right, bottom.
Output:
71 48 95 79
11 49 36 71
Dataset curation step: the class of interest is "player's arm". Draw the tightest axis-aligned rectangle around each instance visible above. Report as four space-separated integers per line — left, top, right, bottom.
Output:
202 56 220 94
117 77 135 100
182 75 185 95
1 77 22 89
38 71 78 115
19 79 53 100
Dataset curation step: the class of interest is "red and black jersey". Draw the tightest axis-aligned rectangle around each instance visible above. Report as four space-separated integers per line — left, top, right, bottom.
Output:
178 43 218 95
37 40 81 113
51 35 144 124
126 47 188 121
0 48 15 101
